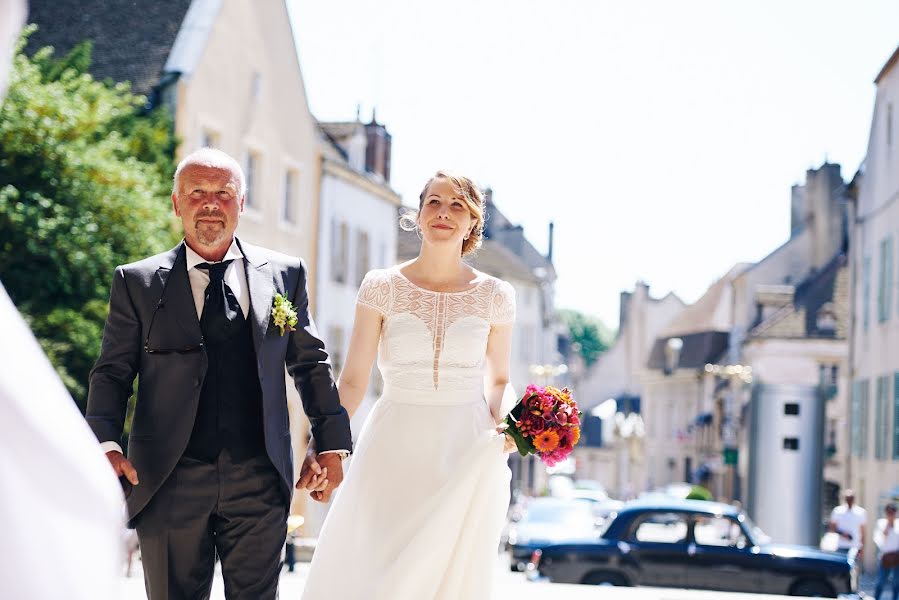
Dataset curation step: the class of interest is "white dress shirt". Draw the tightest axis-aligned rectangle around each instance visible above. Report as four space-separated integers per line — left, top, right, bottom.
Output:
184 240 249 320
875 518 899 554
831 504 868 550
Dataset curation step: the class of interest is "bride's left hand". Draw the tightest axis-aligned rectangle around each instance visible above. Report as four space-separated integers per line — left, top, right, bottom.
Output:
495 424 516 454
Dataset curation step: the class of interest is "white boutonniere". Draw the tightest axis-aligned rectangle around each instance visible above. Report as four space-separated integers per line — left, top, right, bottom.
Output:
272 293 298 336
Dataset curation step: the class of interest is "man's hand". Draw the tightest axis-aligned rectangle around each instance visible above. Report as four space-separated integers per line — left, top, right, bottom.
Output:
296 448 345 503
106 450 139 485
296 449 327 496
309 454 344 502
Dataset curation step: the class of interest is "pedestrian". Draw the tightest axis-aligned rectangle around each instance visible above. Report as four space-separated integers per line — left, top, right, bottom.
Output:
830 489 867 557
874 503 899 600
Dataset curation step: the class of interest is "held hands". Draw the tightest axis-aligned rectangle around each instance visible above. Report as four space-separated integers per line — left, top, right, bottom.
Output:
297 443 344 503
106 450 139 485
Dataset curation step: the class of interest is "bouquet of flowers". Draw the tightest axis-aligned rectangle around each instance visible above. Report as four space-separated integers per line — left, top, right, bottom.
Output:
503 384 582 466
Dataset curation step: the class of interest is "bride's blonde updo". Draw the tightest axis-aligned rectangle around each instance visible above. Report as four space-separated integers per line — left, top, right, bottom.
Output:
399 170 486 257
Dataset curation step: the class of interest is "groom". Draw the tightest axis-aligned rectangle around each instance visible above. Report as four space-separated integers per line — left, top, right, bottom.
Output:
87 148 352 599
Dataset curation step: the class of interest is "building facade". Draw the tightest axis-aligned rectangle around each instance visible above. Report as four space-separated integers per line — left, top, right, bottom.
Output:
848 44 899 570
576 282 685 498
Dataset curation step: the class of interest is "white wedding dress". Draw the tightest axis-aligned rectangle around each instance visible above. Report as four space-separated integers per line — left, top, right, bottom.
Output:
301 267 515 600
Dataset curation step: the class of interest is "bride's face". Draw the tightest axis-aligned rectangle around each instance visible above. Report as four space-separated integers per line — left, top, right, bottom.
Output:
418 178 474 250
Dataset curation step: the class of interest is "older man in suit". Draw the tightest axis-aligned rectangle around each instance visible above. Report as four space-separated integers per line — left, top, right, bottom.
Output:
87 147 352 599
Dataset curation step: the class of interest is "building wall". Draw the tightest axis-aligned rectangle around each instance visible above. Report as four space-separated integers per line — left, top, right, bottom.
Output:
849 50 899 571
641 370 702 490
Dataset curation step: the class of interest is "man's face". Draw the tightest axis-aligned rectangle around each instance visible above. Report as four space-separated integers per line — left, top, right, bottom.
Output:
172 164 243 248
845 494 855 507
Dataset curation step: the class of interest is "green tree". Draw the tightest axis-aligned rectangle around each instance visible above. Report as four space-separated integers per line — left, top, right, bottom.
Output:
0 29 178 409
558 309 614 367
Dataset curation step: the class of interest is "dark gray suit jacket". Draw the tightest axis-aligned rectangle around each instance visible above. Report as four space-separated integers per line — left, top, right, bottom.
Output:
86 238 352 520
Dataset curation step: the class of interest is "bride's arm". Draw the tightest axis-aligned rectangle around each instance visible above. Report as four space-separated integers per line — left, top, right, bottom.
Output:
336 303 382 420
485 322 517 425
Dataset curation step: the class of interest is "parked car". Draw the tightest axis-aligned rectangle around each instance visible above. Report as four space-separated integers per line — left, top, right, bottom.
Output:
506 497 602 571
529 499 858 598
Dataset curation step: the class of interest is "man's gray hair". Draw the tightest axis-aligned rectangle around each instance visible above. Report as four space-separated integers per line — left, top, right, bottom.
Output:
172 147 246 198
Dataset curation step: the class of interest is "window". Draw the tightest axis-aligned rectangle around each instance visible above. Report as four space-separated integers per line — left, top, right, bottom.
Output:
331 220 349 284
201 129 220 148
893 373 899 459
694 516 748 549
631 512 688 544
888 103 893 150
783 437 799 451
355 230 370 287
281 170 297 225
784 403 800 416
879 237 893 322
876 376 891 460
245 151 259 210
863 256 871 331
851 380 869 458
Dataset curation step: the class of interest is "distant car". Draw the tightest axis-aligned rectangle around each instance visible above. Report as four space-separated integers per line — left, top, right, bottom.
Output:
506 497 601 572
571 479 609 503
530 499 858 598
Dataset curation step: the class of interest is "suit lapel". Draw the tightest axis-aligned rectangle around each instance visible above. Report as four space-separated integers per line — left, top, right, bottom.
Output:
238 238 273 357
151 242 203 345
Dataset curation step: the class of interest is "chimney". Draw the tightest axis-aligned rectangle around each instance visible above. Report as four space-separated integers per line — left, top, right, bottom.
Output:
364 109 392 181
547 221 555 262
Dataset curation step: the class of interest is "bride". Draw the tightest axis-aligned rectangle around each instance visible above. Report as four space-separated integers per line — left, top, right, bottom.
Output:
299 170 519 599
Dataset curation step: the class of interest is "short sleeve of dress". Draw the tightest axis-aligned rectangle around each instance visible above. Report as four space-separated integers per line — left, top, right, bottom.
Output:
356 269 392 316
489 278 516 325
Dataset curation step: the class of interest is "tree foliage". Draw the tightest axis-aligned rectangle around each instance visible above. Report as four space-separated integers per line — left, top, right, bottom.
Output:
558 309 614 367
0 28 178 408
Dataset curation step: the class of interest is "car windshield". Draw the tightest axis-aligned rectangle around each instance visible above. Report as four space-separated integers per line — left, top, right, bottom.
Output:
524 500 596 528
739 514 771 545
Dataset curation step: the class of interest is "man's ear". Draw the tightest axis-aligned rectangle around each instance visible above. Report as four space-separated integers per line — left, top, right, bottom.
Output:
171 192 180 217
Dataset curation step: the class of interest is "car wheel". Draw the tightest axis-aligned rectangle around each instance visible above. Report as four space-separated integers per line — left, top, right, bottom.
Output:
582 571 629 586
789 580 836 598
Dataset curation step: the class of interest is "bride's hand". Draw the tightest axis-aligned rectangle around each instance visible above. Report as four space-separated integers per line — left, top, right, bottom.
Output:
495 424 516 454
296 442 329 494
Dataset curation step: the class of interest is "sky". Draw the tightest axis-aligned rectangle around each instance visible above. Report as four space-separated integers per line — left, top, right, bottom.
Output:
287 0 899 329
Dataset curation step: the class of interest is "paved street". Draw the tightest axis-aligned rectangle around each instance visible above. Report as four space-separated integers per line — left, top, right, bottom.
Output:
118 554 816 600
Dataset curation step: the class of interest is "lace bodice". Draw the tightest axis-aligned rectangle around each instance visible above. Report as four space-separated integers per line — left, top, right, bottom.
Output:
356 267 516 392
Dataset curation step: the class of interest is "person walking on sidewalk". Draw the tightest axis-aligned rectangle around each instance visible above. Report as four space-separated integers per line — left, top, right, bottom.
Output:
830 489 867 556
874 503 899 600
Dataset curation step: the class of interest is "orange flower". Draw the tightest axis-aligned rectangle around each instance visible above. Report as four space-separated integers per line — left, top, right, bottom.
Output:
570 426 581 445
534 430 560 453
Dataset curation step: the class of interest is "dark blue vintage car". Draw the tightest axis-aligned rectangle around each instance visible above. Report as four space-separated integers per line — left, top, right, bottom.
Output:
530 499 858 598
